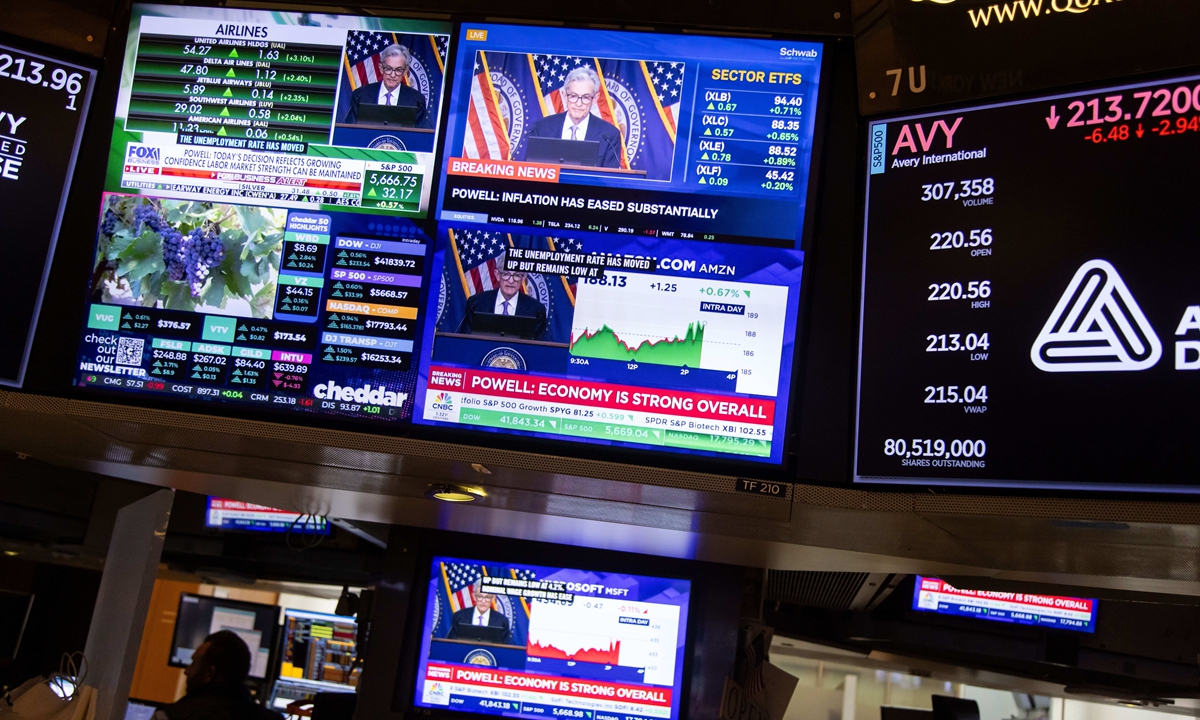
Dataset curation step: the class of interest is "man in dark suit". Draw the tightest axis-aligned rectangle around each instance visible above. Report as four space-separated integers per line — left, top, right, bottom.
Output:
447 582 511 643
519 66 622 168
456 262 548 340
343 44 431 128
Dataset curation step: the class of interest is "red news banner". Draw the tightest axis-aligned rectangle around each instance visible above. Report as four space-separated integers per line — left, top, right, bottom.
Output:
426 665 673 706
428 367 775 425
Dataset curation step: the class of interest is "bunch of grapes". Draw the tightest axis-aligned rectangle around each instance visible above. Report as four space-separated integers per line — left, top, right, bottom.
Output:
184 225 225 297
100 209 120 236
133 202 166 234
162 226 187 281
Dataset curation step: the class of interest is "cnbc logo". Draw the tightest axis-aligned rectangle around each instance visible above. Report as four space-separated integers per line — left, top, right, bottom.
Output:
431 392 454 411
1031 259 1200 373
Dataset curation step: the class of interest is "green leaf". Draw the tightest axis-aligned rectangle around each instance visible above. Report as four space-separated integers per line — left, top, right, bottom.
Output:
161 281 196 312
201 273 226 308
221 260 252 299
234 204 268 241
251 282 276 319
115 228 165 282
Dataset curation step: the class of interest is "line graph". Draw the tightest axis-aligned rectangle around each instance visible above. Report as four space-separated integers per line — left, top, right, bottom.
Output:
570 322 705 367
526 637 621 664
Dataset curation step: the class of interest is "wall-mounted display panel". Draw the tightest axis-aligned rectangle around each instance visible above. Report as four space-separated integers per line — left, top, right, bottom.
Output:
856 70 1200 491
415 26 825 465
413 556 691 720
0 39 95 387
73 5 453 425
913 576 1096 633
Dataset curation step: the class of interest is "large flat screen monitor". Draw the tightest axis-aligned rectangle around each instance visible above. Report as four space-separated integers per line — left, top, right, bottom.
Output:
72 5 452 426
205 497 329 534
0 38 95 387
170 593 280 677
913 577 1096 633
278 609 360 689
855 69 1200 491
415 25 826 465
413 556 692 720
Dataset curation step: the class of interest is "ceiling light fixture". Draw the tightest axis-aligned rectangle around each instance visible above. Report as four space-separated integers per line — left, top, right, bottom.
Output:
426 484 485 503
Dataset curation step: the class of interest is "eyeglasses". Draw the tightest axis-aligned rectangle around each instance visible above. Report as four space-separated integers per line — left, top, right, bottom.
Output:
565 93 595 104
379 65 408 76
498 271 524 281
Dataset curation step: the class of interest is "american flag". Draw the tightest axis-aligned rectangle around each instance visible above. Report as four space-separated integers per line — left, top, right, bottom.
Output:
463 52 511 160
442 562 483 613
449 228 511 296
344 31 396 90
644 61 685 138
548 236 585 303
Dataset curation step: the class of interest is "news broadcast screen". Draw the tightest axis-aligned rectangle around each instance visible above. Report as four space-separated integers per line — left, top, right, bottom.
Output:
414 557 691 720
416 26 824 464
913 577 1097 633
72 5 453 424
205 497 329 534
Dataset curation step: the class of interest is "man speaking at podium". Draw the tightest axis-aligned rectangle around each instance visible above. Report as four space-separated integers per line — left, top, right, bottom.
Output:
456 262 548 340
522 67 622 168
448 580 512 643
344 44 431 128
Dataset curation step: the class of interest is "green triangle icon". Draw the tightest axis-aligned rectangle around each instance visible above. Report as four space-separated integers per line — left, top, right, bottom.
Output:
219 107 230 117
217 127 227 136
121 322 131 329
123 312 132 320
334 282 343 288
367 188 377 197
236 333 246 341
704 128 712 136
332 290 342 297
226 69 236 77
288 253 298 260
698 177 706 185
153 361 162 368
338 250 348 257
233 369 243 376
701 152 709 160
238 324 248 331
743 290 750 298
328 314 339 321
223 88 233 97
228 49 239 58
707 102 714 110
323 354 335 361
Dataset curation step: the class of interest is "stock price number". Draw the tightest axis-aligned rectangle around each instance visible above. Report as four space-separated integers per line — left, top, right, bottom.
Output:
927 280 991 301
0 50 86 110
883 438 987 459
582 274 627 288
930 228 993 250
922 178 994 201
924 385 988 404
926 333 989 352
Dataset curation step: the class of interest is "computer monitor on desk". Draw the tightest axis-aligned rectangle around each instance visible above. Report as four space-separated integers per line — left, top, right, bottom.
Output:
356 103 419 128
469 313 542 340
525 137 600 167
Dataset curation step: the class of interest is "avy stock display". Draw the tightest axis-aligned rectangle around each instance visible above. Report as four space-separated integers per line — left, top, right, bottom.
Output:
74 5 450 424
856 71 1200 490
415 557 690 720
416 27 823 464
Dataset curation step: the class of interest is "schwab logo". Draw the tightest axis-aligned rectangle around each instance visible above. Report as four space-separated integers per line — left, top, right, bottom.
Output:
1031 259 1162 372
313 381 407 406
431 392 453 411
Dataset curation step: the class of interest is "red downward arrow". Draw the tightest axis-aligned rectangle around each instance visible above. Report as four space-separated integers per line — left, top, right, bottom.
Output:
274 372 283 378
1045 105 1060 130
1136 124 1145 138
272 380 282 386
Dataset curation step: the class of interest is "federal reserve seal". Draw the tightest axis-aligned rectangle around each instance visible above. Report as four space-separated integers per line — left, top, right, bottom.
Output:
604 77 644 168
463 649 498 666
481 347 527 371
368 135 407 151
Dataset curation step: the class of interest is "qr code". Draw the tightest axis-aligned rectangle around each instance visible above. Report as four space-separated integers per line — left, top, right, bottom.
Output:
116 337 145 366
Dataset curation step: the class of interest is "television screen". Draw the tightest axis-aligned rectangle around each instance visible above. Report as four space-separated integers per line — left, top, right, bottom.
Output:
278 609 359 688
205 497 329 534
413 556 692 720
0 39 95 387
170 593 280 677
72 5 452 425
415 25 825 464
913 577 1096 633
855 69 1200 490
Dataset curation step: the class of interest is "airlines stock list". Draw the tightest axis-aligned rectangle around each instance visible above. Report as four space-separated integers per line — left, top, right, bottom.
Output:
856 72 1200 488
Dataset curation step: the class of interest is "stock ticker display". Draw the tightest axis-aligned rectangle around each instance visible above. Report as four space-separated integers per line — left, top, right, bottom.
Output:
75 5 450 424
414 557 690 720
856 71 1200 490
416 26 825 463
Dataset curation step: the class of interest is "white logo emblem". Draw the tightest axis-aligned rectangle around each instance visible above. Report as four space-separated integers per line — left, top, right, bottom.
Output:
1031 259 1161 372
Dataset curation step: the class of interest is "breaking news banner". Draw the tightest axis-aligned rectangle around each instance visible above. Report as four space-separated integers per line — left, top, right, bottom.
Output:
415 557 691 720
412 223 806 464
75 192 432 426
0 41 96 386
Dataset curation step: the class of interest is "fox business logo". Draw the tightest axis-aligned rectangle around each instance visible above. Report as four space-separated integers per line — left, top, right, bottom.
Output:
430 392 453 411
313 381 407 406
125 144 160 165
